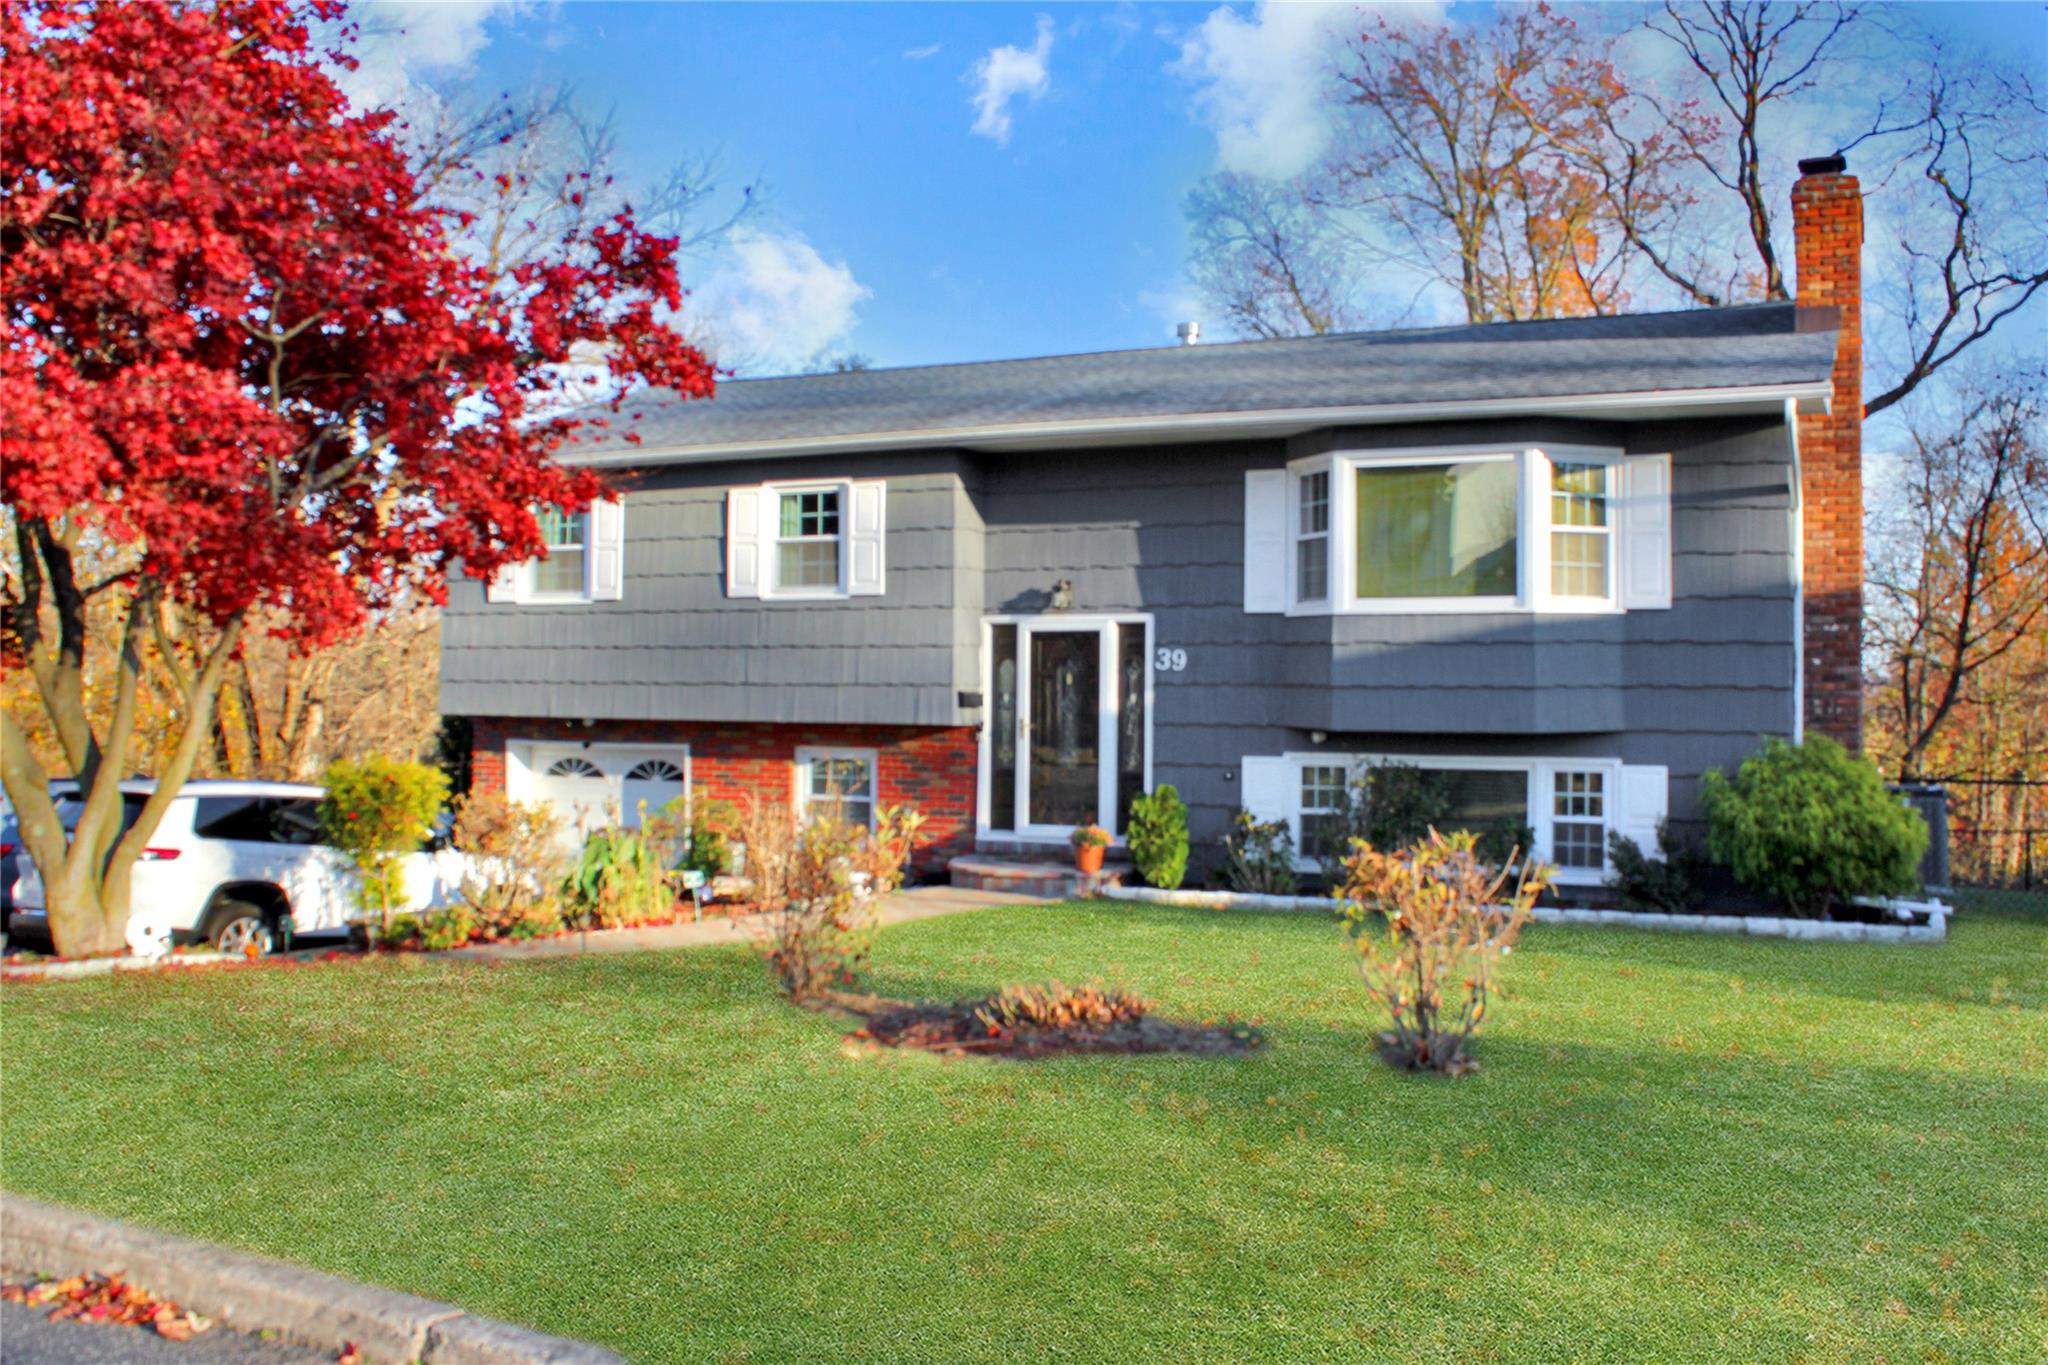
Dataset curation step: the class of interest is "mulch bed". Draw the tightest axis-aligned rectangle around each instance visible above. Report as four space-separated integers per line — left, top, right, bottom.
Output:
834 992 1261 1059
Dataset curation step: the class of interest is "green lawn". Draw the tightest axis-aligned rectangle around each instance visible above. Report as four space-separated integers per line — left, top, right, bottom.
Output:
4 898 2045 1363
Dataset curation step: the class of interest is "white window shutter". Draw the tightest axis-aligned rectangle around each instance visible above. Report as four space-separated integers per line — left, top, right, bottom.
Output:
1620 454 1673 610
1615 764 1669 856
589 498 624 601
847 480 886 596
726 486 763 598
485 561 524 604
1243 470 1287 614
1240 756 1295 826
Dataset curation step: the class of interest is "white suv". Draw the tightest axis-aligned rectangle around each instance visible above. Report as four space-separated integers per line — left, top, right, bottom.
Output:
3 779 464 955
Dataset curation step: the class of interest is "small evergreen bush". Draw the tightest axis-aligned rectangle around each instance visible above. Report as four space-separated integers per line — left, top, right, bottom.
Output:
1700 734 1927 917
1605 821 1713 914
1126 785 1190 889
1222 811 1299 895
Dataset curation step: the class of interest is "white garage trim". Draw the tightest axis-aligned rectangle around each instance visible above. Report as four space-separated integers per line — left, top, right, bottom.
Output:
505 740 694 834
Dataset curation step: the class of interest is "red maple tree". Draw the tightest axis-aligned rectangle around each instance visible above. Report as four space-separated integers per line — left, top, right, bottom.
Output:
1 0 714 955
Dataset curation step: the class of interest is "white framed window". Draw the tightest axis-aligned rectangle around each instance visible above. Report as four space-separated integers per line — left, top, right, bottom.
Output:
1249 444 1668 617
1550 769 1607 869
777 487 843 592
726 480 886 600
1295 469 1330 603
1240 751 1663 885
531 508 588 597
1297 763 1348 860
795 747 879 830
487 499 624 605
1549 462 1611 599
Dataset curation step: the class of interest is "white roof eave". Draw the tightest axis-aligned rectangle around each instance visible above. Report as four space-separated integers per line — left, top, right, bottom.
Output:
558 381 1833 468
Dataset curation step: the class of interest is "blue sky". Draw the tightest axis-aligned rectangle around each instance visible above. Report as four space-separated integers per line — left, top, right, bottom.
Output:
343 2 2041 376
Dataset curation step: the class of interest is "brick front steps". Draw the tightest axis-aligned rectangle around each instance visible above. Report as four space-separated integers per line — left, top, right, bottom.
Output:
947 855 1130 900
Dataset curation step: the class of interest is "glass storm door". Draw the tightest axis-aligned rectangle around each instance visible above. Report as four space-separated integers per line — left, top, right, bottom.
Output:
1027 630 1100 828
987 618 1149 838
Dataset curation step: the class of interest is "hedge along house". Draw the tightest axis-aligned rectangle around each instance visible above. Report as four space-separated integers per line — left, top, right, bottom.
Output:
442 156 1864 887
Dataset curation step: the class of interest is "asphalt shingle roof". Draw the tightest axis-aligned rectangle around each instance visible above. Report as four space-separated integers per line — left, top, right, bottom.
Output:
567 303 1836 458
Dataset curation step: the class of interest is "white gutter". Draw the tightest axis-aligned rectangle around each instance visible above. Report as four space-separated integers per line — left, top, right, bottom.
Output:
561 380 1833 468
1786 395 1805 743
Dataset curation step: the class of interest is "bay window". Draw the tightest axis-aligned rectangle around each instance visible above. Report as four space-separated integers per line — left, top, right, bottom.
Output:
1254 444 1670 615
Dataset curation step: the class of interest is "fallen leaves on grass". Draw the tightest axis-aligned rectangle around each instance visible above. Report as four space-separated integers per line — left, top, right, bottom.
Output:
1 1271 211 1340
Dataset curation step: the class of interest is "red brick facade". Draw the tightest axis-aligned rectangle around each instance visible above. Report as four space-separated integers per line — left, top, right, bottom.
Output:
470 717 980 873
1791 156 1864 749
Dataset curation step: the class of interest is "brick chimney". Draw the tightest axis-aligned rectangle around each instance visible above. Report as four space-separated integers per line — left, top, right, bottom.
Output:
1792 153 1863 749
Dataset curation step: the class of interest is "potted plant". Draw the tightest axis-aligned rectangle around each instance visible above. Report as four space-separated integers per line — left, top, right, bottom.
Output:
1070 821 1111 874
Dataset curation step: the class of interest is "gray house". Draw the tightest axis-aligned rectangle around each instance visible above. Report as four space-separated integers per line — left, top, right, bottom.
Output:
443 158 1867 888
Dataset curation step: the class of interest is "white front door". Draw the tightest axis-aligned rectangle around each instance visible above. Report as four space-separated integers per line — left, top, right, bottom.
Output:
983 616 1151 840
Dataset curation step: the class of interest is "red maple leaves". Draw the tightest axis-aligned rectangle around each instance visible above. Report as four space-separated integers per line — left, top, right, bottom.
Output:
1 0 713 647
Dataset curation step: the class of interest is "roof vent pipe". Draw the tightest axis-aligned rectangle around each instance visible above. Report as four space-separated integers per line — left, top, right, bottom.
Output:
1176 321 1201 346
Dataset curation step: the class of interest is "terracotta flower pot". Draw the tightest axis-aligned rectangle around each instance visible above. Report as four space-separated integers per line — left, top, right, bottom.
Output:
1075 843 1105 874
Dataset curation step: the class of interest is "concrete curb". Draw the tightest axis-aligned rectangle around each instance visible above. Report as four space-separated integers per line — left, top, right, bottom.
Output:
1 1192 621 1364
1 950 238 981
1098 886 1948 942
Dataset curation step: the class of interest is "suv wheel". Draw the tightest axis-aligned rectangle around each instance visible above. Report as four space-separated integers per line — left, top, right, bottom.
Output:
206 901 275 956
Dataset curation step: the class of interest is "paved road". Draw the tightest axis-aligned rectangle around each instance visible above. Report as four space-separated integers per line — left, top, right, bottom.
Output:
1 1300 332 1364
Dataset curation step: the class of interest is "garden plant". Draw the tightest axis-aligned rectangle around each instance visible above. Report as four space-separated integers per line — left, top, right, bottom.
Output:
317 757 449 941
1126 785 1190 889
1222 810 1299 895
1336 828 1550 1076
1701 734 1928 917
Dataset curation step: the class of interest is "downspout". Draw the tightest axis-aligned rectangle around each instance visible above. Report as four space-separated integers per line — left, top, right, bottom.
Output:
1786 396 1804 743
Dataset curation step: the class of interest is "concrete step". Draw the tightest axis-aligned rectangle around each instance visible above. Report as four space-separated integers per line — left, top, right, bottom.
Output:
947 854 1130 901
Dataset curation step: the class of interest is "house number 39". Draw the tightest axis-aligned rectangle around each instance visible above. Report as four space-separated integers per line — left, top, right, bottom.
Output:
1154 647 1188 673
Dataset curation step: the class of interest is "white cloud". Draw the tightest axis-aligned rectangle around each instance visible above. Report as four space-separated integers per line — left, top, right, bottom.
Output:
968 16 1054 145
1172 3 1439 178
904 42 943 61
692 230 870 374
330 1 527 116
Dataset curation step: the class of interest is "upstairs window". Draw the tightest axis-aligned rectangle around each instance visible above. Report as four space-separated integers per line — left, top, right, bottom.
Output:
1295 470 1330 602
1550 463 1611 598
778 489 842 591
532 508 588 597
1248 445 1672 616
726 481 887 600
1355 459 1519 601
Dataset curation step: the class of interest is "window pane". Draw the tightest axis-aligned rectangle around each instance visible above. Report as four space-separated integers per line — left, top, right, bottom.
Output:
1552 771 1604 818
1356 461 1518 598
811 757 873 800
1298 470 1329 535
781 490 840 538
538 507 583 549
1551 772 1605 868
1420 768 1526 830
1550 463 1607 527
990 624 1018 830
779 540 839 587
1296 536 1328 601
1553 821 1605 868
533 548 586 595
1551 531 1608 598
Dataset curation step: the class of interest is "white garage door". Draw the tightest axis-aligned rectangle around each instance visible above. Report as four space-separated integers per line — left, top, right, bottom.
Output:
514 743 691 840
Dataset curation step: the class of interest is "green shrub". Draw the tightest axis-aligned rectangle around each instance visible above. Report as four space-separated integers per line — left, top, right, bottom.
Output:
1222 811 1298 895
319 757 450 937
1126 785 1190 889
1700 735 1927 917
564 825 674 929
1606 822 1713 914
